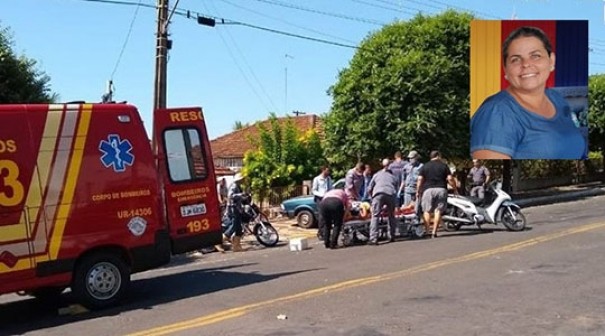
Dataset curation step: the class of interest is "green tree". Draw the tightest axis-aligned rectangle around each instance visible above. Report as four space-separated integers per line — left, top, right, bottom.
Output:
242 114 325 201
324 10 473 169
588 73 605 168
0 24 57 103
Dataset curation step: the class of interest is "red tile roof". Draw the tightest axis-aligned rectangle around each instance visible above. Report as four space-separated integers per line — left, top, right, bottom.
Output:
214 166 236 176
211 114 322 158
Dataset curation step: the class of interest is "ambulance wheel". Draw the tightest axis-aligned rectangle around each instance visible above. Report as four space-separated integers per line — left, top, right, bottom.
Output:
73 252 131 310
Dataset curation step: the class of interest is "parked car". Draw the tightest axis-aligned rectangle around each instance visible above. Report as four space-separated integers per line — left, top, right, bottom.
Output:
279 179 345 229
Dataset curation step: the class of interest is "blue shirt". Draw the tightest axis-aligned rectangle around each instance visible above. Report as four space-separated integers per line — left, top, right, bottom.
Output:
471 89 587 160
401 161 423 194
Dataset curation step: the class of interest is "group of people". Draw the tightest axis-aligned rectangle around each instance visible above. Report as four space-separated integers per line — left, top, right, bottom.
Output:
312 151 492 249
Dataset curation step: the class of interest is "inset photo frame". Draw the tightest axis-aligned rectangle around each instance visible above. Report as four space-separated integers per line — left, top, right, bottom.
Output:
470 20 589 160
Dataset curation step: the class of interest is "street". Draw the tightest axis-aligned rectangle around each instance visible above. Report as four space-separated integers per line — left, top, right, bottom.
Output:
1 195 605 336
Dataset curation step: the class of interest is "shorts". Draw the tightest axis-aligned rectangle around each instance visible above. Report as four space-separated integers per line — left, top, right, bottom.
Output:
421 187 448 213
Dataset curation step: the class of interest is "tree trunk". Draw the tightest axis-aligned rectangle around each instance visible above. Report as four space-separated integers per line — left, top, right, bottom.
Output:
502 160 512 194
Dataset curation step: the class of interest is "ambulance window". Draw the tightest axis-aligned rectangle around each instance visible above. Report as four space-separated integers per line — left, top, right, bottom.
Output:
188 129 207 178
164 128 207 182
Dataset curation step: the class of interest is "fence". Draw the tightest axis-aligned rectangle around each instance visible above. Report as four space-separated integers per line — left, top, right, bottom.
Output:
482 159 604 193
257 184 309 216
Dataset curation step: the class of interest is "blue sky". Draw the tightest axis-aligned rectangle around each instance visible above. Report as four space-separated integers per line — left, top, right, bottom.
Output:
2 0 604 139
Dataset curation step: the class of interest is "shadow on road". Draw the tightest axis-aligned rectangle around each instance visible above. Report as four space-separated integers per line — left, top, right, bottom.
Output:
0 262 320 335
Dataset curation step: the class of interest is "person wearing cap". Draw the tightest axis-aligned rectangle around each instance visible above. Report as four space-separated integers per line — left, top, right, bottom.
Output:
224 173 246 251
366 158 399 245
416 151 458 238
467 159 491 200
399 150 423 208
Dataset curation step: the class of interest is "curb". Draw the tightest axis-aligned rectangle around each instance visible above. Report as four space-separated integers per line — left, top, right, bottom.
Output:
515 188 605 208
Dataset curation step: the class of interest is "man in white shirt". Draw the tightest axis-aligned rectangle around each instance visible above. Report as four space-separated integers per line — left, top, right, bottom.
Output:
312 166 333 203
312 166 333 241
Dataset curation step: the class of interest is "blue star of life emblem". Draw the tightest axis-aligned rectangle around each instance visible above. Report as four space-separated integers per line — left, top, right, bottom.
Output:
99 134 135 172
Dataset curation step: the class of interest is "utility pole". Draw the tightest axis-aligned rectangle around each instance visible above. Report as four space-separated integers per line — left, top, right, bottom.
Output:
153 0 169 110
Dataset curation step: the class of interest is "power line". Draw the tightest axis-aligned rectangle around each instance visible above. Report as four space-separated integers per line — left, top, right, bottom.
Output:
381 0 443 12
110 0 143 79
218 21 359 49
423 0 501 19
219 0 358 44
350 0 417 16
204 0 279 113
250 0 386 26
80 0 155 10
77 0 359 49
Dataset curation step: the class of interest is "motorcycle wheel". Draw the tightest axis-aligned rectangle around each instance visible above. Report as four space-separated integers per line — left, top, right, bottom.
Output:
442 207 462 232
501 207 526 232
254 222 279 247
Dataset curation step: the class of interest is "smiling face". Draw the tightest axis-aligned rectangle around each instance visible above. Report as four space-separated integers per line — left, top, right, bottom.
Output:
503 36 555 94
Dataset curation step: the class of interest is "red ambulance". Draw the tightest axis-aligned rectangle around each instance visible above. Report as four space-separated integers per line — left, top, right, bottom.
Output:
0 103 222 309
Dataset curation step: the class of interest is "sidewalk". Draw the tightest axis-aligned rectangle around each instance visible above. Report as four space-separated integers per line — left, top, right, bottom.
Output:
512 181 605 208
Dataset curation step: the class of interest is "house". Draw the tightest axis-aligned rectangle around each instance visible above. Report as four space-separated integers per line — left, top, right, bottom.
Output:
210 114 322 174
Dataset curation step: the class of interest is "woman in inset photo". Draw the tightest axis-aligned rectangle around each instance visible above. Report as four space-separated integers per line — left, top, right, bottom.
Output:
470 26 587 160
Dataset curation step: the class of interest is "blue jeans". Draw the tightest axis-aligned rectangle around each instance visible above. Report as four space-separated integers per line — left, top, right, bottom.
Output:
223 207 243 237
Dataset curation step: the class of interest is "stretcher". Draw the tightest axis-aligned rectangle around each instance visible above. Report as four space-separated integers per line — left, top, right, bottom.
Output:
341 206 425 246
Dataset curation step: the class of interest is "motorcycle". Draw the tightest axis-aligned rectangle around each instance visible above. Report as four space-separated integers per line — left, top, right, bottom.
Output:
441 179 526 232
239 194 280 247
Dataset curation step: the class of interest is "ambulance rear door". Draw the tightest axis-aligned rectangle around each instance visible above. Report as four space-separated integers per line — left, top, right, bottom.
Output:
153 107 222 254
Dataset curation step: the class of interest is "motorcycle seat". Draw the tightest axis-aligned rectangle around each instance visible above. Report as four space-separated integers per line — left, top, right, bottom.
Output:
465 196 484 205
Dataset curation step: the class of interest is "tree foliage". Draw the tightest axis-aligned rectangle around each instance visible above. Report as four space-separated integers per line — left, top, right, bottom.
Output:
324 10 473 169
589 74 605 152
242 114 325 200
0 24 57 103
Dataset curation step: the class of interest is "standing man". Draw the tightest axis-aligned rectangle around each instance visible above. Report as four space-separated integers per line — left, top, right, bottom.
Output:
345 162 365 201
359 164 373 202
399 150 423 208
312 166 333 203
312 166 333 241
214 177 230 252
367 159 399 245
318 188 351 249
217 177 228 205
467 159 491 200
225 173 246 251
416 151 458 238
388 151 408 207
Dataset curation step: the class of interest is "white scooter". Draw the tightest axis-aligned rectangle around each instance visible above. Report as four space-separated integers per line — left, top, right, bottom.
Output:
441 179 526 232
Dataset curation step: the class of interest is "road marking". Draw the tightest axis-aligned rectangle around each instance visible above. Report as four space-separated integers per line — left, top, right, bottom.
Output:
127 221 605 336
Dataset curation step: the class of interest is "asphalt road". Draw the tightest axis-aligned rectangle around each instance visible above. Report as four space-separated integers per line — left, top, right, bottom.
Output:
1 195 604 336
